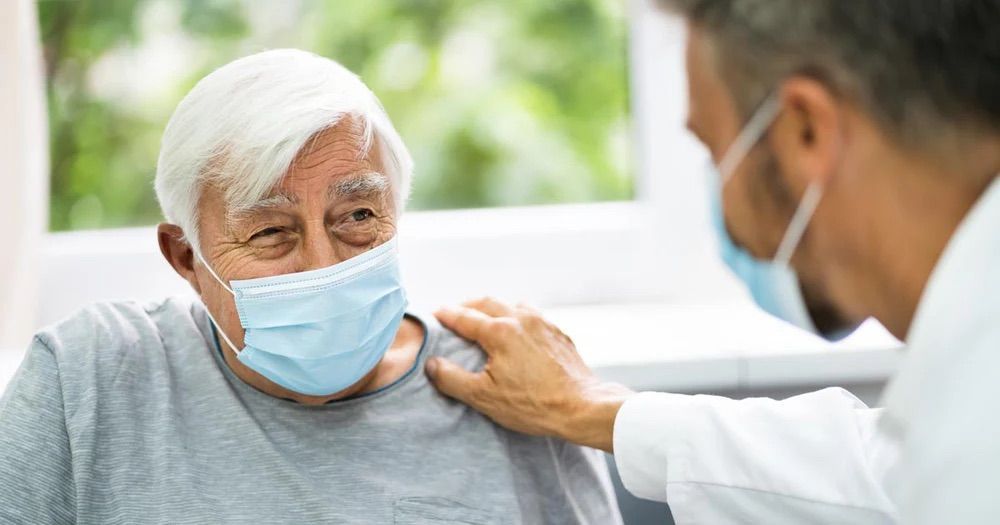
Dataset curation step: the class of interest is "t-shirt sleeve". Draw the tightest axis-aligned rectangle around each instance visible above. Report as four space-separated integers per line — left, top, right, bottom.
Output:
506 432 624 525
427 321 624 524
0 337 76 524
546 439 624 525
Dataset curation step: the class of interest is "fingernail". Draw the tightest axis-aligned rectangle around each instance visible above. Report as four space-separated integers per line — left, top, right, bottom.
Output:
435 306 456 317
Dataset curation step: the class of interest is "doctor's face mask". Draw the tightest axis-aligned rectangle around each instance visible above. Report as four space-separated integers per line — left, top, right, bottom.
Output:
708 93 857 340
196 237 408 396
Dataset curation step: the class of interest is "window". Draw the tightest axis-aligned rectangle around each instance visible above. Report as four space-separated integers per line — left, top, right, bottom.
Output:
40 0 631 231
36 0 745 327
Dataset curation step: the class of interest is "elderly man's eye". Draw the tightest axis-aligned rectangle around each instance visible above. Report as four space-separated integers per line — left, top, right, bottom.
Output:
250 227 283 240
350 209 374 222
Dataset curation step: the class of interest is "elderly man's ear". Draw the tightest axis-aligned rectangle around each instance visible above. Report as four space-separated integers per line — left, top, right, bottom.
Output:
157 223 203 294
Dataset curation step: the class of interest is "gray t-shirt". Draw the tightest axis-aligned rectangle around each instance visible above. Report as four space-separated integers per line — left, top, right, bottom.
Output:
0 297 622 524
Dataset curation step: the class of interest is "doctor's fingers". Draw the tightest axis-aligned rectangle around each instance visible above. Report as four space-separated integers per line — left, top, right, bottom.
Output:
514 301 542 316
466 298 553 331
435 305 516 352
462 296 516 317
425 357 491 410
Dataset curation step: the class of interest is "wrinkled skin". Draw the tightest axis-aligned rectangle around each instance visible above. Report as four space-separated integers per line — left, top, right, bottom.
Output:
159 118 424 405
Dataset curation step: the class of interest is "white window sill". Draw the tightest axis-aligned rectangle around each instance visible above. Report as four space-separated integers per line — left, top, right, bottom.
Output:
545 302 904 393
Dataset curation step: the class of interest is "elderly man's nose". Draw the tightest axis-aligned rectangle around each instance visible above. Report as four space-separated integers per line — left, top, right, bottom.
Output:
299 224 341 270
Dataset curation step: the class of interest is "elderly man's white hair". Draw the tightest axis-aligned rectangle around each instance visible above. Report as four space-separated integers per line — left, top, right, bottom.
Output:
154 49 413 254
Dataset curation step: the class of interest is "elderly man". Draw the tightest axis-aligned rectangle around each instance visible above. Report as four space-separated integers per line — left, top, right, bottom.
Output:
0 49 622 524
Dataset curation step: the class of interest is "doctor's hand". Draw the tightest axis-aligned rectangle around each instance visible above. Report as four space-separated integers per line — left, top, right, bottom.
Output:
425 298 635 453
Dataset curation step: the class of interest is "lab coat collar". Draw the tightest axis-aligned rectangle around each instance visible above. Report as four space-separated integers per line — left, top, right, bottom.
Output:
881 175 1000 429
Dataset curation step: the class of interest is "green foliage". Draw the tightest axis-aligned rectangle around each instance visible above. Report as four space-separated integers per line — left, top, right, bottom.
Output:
40 0 632 231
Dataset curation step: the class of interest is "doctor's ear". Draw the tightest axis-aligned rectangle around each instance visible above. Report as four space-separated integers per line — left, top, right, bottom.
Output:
768 77 846 190
157 223 202 294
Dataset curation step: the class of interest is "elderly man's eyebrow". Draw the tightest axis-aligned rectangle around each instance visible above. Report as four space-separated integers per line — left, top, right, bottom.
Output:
328 171 390 200
226 192 299 224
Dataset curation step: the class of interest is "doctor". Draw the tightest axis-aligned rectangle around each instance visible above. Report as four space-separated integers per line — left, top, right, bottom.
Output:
424 0 1000 523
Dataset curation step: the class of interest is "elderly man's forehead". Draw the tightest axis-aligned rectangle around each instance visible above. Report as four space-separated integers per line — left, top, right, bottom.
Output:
221 121 393 224
295 118 379 169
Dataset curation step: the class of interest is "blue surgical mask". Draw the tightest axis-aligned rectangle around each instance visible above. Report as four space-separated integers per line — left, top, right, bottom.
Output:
196 237 408 396
708 162 819 332
709 93 843 338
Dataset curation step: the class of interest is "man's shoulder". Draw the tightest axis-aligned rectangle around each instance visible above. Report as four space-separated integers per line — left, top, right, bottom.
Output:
34 296 205 374
418 313 487 370
409 312 623 523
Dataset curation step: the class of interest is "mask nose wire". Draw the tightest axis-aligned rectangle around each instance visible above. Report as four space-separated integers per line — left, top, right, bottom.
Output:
193 248 242 355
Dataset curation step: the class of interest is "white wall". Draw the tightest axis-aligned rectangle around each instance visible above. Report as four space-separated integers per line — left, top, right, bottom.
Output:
0 0 48 350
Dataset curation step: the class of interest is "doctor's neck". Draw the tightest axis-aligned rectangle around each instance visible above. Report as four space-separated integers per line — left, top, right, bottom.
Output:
822 127 1000 340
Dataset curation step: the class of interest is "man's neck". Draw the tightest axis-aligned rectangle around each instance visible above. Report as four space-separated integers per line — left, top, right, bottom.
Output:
847 154 997 339
217 316 426 405
360 316 426 394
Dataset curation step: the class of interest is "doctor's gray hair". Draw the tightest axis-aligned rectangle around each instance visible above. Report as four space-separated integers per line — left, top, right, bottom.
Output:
154 49 413 254
659 0 1000 152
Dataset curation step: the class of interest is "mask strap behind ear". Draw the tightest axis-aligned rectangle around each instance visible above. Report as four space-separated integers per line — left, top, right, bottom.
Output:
192 248 241 355
201 303 242 355
718 92 782 185
194 249 234 295
774 182 824 266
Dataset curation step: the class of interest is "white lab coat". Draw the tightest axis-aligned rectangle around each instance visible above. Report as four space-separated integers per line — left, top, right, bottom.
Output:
613 177 1000 524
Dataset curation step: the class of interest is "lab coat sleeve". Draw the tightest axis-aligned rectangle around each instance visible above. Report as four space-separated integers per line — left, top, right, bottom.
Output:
613 389 898 524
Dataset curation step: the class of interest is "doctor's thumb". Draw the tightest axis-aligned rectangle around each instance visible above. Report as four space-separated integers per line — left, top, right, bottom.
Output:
425 357 485 407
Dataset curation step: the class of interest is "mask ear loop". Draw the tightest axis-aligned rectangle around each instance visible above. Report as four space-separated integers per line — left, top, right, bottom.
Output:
202 304 242 356
193 248 242 355
718 92 782 185
194 249 234 294
715 91 825 266
773 182 824 266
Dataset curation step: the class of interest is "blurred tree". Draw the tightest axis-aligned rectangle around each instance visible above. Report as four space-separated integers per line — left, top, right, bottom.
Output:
39 0 631 231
